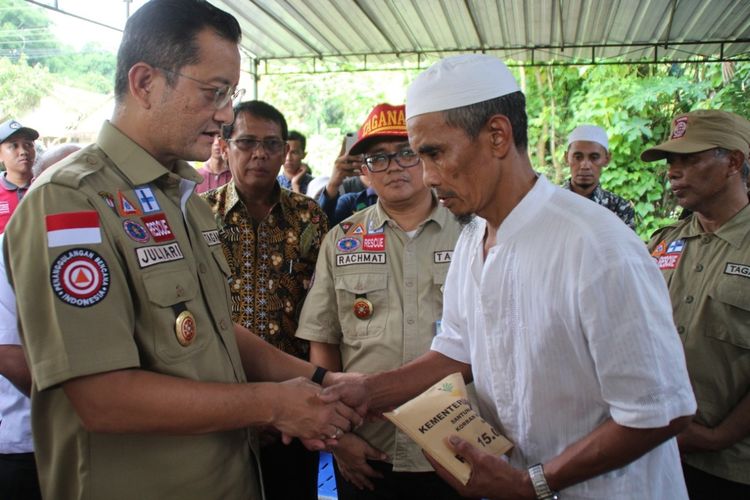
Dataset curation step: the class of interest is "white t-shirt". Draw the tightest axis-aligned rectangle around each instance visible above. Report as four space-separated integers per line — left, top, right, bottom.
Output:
432 175 696 499
0 233 34 453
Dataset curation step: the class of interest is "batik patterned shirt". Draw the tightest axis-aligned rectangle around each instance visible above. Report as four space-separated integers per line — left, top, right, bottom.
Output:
562 179 636 230
202 181 328 359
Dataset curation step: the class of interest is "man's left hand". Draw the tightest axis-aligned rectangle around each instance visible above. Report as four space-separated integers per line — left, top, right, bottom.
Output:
424 435 535 500
677 420 727 453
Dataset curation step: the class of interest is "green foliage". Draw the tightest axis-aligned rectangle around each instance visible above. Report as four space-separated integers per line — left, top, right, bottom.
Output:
0 55 51 120
521 61 750 240
0 0 114 96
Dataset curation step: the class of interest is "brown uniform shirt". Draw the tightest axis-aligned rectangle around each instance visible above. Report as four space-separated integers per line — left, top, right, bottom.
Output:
649 205 750 484
4 121 261 500
296 199 461 472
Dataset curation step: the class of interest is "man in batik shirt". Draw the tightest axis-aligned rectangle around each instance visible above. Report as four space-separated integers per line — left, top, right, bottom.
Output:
563 124 636 230
202 100 328 500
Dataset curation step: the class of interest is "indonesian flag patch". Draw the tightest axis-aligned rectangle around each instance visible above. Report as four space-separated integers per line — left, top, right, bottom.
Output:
46 211 102 248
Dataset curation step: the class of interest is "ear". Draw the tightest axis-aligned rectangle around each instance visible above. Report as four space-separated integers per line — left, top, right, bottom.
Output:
128 63 159 110
603 151 612 166
486 114 513 158
725 149 745 177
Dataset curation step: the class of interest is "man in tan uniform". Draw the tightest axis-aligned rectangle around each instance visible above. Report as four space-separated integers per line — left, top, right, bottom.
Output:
2 1 359 499
296 103 463 499
644 110 750 498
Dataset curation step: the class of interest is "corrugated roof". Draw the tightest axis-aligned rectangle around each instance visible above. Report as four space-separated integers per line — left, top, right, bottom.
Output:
209 0 750 75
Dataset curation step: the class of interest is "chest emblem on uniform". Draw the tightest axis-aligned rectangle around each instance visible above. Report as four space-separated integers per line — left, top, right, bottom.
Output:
367 220 385 234
98 192 118 214
134 185 161 214
656 239 685 270
117 191 142 217
123 220 150 243
363 233 385 251
347 223 365 236
337 236 360 252
175 310 197 346
353 296 374 320
50 248 110 307
141 213 175 242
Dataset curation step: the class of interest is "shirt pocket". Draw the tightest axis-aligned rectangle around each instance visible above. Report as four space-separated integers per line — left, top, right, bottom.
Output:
335 273 389 339
142 267 209 363
707 278 750 349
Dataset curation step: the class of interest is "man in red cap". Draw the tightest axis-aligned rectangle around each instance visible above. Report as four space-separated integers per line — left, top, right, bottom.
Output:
645 109 750 498
296 103 463 499
0 119 38 233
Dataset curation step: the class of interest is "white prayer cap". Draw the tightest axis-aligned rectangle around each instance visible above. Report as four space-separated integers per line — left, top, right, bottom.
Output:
405 54 521 121
567 125 609 152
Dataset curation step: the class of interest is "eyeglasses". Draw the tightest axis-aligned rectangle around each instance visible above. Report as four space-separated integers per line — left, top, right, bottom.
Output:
156 67 245 109
363 148 420 172
226 138 286 154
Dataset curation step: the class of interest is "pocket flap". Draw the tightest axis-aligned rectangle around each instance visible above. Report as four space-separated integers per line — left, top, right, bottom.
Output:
335 273 387 294
143 268 197 307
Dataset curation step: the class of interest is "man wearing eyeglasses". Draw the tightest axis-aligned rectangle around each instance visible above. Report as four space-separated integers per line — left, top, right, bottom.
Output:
2 2 361 499
202 100 328 500
296 103 463 499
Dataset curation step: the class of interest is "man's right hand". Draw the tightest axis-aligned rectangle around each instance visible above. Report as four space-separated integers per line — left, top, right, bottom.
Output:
326 138 363 198
332 433 387 490
271 377 362 442
320 371 370 415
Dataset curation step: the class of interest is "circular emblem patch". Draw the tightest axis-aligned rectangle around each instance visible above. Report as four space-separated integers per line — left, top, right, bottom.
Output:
50 248 110 307
175 310 197 346
671 116 688 139
123 219 150 243
337 236 360 252
353 297 373 320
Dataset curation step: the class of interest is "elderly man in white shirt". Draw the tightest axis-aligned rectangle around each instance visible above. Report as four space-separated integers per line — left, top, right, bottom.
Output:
320 54 696 500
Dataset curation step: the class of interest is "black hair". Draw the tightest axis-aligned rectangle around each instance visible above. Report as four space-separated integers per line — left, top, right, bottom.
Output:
442 91 528 150
287 130 306 152
222 100 289 140
114 0 241 100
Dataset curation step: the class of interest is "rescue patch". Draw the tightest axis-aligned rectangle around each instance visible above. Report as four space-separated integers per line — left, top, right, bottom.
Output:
141 213 175 242
434 251 453 263
202 229 221 246
337 236 360 252
363 233 385 251
117 191 142 217
50 248 109 307
136 242 184 268
724 262 750 279
336 252 386 266
134 185 161 213
656 239 685 270
123 220 150 243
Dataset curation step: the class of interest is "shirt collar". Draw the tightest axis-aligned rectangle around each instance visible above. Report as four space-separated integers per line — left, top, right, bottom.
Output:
96 120 202 186
0 172 28 191
221 179 283 221
682 203 750 249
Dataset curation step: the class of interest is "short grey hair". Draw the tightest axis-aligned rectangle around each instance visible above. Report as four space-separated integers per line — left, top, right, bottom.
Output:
441 91 528 149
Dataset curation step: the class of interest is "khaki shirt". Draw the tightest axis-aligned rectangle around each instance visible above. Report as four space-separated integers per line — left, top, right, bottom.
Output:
296 200 461 472
649 205 750 484
4 121 261 500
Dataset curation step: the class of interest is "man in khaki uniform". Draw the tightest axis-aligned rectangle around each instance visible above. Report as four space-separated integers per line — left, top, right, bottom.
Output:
2 1 359 499
296 103 462 499
644 110 750 497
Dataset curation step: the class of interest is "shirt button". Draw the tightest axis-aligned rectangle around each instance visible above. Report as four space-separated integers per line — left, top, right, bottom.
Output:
199 263 207 274
685 296 694 303
176 285 184 297
219 319 228 330
405 280 413 287
85 156 97 165
701 236 711 244
694 264 703 272
677 326 685 334
407 319 415 325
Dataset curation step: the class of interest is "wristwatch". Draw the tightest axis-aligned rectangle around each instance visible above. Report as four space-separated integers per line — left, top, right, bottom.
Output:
528 463 559 499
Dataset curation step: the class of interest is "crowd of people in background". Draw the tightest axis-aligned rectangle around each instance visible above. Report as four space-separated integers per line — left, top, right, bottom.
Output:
0 1 748 499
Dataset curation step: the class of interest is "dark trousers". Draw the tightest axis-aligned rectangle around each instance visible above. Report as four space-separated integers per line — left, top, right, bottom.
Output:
334 458 463 500
260 438 319 500
0 452 42 500
683 462 750 500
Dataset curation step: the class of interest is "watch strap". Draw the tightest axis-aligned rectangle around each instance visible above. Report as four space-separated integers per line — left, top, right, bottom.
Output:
528 463 559 500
